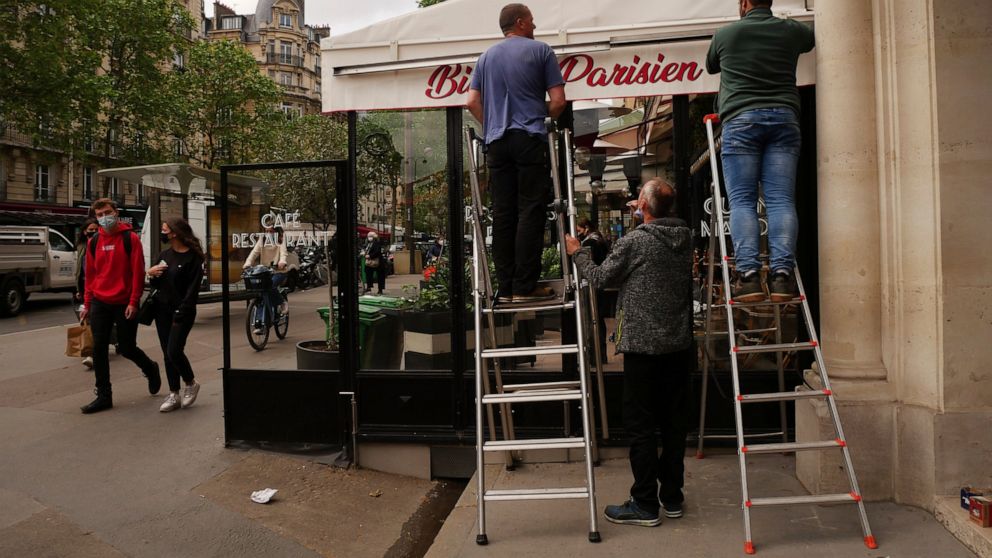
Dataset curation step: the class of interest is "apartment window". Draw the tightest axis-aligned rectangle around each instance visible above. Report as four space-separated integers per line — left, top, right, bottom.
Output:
279 72 293 86
35 165 51 201
173 50 185 69
83 167 94 200
280 13 293 28
136 182 146 206
110 177 120 201
281 103 301 120
109 129 119 157
220 16 242 30
279 41 292 64
172 137 184 157
315 82 321 94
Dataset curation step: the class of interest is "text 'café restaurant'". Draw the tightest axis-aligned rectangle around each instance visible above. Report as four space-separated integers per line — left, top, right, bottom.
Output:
221 0 992 522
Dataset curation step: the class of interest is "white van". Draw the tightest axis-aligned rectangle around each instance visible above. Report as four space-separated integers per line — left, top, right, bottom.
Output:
0 226 77 316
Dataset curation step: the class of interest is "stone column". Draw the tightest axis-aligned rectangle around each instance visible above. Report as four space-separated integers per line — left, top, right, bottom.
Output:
812 0 887 382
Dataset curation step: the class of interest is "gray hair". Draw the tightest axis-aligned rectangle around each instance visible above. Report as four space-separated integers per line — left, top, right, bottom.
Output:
641 178 676 218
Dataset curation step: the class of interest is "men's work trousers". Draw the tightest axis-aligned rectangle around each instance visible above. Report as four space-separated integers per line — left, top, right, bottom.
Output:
89 298 156 392
622 348 693 514
486 130 552 296
153 304 196 393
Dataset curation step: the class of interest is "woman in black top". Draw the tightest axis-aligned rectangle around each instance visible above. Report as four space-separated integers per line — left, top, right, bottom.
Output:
363 231 386 295
146 217 204 413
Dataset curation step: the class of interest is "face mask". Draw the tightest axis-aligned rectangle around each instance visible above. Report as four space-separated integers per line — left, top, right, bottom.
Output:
86 231 97 239
97 214 117 230
160 232 171 244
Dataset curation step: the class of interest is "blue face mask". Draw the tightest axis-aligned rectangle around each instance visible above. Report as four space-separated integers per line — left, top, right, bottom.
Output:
634 209 643 220
97 214 117 231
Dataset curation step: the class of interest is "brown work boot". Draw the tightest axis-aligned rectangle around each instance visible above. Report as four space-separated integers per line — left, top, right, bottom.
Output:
512 286 556 303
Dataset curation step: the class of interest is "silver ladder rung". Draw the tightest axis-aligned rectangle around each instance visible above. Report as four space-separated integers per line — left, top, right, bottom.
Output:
503 380 580 391
483 437 586 451
739 389 832 403
482 390 582 404
484 487 590 501
481 344 578 359
484 301 575 314
699 431 785 440
748 493 860 507
707 327 779 336
733 341 817 354
743 440 844 454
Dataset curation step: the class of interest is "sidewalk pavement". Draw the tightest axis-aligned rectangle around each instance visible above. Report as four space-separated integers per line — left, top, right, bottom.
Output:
428 452 978 558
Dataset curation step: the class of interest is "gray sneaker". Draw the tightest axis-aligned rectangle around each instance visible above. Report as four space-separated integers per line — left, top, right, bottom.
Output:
181 382 200 408
604 499 661 527
159 392 181 413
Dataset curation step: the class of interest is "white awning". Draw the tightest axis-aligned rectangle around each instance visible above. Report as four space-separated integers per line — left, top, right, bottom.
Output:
322 0 815 112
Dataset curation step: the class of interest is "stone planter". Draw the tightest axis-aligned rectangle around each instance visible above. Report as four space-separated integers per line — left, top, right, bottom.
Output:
402 310 470 369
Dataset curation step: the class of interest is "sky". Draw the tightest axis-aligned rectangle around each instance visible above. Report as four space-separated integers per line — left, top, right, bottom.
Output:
205 0 421 36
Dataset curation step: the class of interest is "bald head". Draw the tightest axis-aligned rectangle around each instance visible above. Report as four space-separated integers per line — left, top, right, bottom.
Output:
640 178 676 219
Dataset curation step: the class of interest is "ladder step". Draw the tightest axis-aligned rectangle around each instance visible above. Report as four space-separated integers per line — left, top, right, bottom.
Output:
742 439 845 454
502 380 580 392
482 390 582 404
739 389 832 403
706 327 779 336
747 493 860 507
481 344 579 359
733 341 817 354
484 301 575 314
484 487 590 501
483 437 586 451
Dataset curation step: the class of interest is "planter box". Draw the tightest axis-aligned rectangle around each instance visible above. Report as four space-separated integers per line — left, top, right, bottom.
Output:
402 310 470 370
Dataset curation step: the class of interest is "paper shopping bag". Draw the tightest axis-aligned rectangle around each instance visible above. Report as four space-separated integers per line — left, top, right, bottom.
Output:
65 324 94 358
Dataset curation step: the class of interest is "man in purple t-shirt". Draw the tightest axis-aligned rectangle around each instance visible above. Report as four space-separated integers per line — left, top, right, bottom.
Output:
467 3 565 303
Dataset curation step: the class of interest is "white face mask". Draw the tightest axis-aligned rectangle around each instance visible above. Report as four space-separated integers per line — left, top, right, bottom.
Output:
97 214 117 231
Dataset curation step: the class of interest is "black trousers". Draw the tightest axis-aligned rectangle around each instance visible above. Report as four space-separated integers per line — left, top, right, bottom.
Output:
487 130 551 296
623 349 693 514
89 299 156 392
153 304 196 393
364 265 385 293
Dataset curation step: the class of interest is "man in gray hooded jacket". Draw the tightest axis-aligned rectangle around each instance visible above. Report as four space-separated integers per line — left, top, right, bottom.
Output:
566 178 693 527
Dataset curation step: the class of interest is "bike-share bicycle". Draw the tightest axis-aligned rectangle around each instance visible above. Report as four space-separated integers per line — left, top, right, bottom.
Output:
242 265 289 351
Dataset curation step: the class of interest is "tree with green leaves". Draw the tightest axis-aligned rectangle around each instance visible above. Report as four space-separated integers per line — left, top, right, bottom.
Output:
170 40 284 170
417 0 448 7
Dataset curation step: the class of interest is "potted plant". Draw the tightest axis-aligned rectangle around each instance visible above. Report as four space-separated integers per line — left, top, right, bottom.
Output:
297 237 339 371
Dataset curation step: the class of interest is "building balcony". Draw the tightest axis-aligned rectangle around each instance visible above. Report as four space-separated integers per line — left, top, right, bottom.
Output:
266 53 304 67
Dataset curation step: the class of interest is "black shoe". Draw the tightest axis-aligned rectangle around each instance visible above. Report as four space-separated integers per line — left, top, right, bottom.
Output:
511 286 556 303
494 289 513 305
732 271 765 302
768 270 798 302
662 502 684 519
144 362 162 395
81 389 113 414
603 499 661 527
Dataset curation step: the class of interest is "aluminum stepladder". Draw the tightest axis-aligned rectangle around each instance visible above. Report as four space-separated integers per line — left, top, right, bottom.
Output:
700 114 878 554
466 121 601 545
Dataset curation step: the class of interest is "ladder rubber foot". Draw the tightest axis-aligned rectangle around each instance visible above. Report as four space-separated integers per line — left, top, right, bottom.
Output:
744 541 756 554
476 534 489 546
864 535 878 549
588 531 602 543
696 451 705 459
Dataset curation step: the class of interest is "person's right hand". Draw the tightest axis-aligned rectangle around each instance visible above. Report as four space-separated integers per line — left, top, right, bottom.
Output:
564 234 581 256
79 307 89 324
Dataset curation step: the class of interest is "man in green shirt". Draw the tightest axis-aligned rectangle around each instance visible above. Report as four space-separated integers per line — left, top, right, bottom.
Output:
706 0 814 302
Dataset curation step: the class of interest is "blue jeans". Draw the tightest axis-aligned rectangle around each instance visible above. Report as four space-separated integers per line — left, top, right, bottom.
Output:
720 108 801 273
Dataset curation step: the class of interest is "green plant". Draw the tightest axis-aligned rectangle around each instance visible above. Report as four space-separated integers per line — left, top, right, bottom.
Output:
541 246 562 279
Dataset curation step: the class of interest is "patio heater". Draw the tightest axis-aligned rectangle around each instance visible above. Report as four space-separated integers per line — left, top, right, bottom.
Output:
587 155 607 228
622 156 642 199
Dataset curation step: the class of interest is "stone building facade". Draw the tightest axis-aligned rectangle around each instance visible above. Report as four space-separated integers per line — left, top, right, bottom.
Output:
207 0 327 118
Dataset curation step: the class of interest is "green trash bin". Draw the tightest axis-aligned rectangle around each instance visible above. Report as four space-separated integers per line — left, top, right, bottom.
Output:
316 303 390 368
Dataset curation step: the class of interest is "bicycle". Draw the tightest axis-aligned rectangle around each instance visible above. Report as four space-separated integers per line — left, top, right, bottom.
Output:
242 266 289 351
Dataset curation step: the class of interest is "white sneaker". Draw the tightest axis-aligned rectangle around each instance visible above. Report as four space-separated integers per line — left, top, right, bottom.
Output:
181 382 200 408
252 327 264 335
159 392 181 412
82 356 94 369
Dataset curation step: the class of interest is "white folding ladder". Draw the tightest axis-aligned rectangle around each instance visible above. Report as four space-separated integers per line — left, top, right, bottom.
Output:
700 113 878 554
466 121 602 545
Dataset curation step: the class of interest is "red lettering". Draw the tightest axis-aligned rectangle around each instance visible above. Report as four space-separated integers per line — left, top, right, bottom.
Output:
610 64 628 85
587 67 609 87
661 63 679 83
634 63 651 85
426 65 464 99
675 62 703 82
560 54 592 83
650 54 666 83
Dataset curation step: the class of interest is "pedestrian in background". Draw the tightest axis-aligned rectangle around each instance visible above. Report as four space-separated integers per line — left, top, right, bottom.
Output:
75 218 99 369
79 198 161 414
363 231 385 295
576 217 611 360
146 217 204 413
566 178 694 526
467 3 566 303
